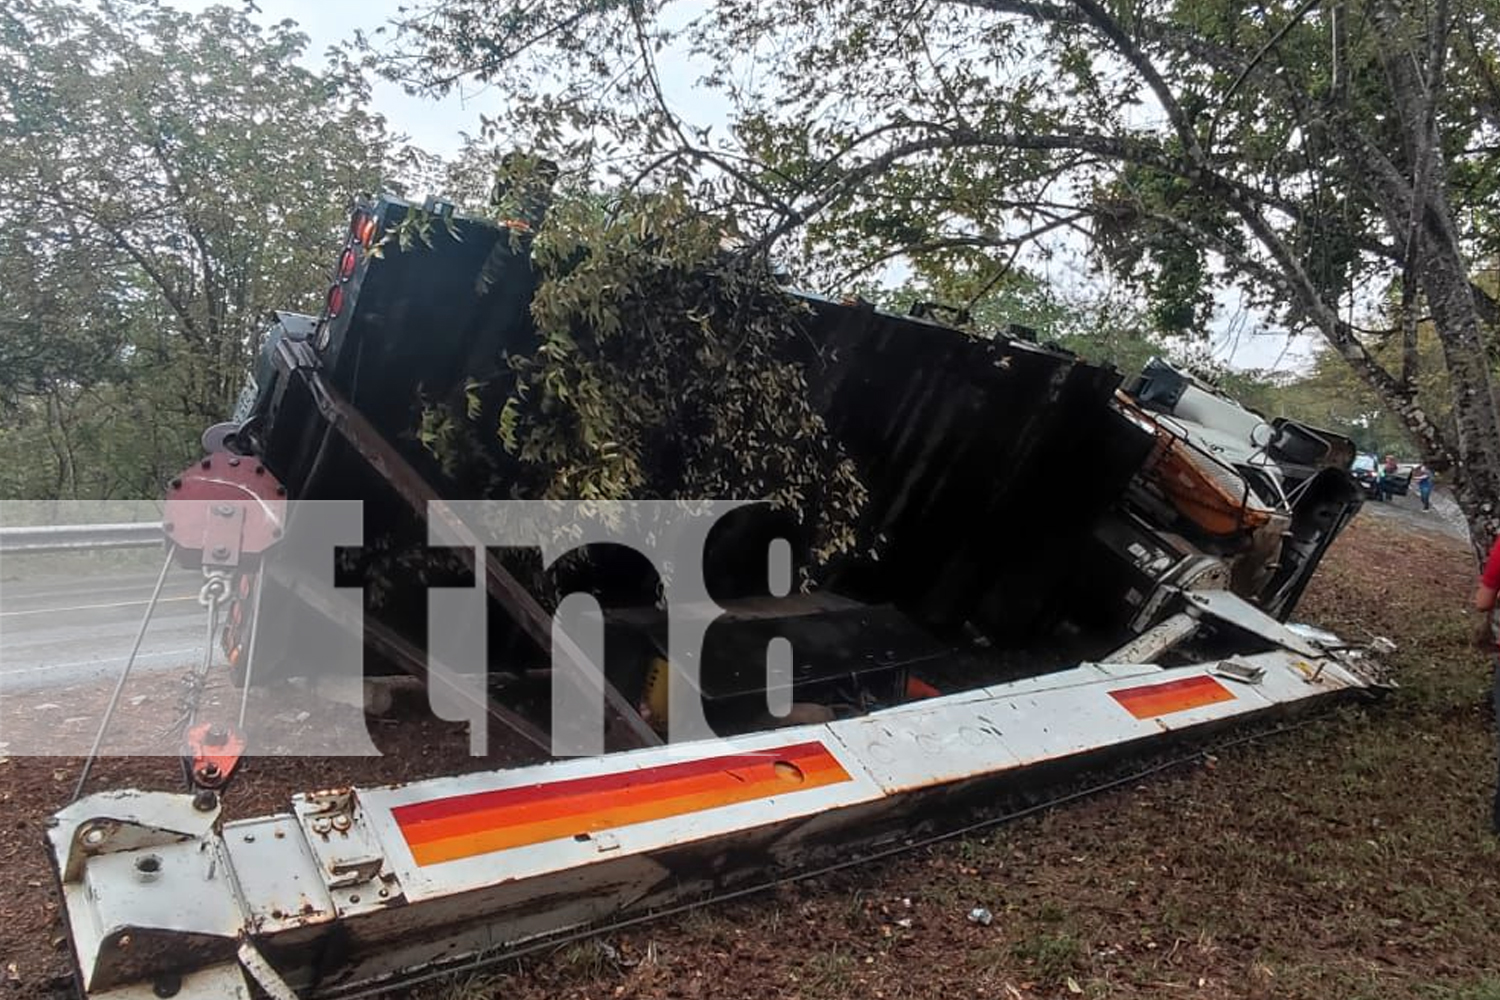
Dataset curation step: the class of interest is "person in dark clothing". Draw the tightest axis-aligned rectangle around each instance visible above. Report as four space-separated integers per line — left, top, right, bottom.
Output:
1375 454 1400 501
1470 536 1500 833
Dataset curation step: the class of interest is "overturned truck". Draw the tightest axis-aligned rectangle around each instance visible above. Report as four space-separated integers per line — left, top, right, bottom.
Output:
50 196 1377 1000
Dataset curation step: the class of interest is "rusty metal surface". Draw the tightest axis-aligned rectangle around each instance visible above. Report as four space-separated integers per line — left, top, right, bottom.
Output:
223 815 337 935
164 453 287 563
1182 589 1321 657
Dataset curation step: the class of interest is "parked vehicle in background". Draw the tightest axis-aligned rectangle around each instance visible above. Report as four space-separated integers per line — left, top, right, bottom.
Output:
1351 453 1411 500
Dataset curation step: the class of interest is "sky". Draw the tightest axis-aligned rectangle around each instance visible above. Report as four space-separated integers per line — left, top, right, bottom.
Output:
164 0 1320 374
166 0 484 156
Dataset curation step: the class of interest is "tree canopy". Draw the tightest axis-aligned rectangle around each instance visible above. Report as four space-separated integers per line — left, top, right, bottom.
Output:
0 0 400 497
385 0 1500 540
6 0 1499 547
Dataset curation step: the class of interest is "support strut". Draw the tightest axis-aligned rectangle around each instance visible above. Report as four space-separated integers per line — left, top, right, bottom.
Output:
280 339 660 750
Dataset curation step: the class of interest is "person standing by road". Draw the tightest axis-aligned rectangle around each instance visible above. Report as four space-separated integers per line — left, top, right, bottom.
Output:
1374 454 1399 501
1470 538 1500 833
1413 463 1434 510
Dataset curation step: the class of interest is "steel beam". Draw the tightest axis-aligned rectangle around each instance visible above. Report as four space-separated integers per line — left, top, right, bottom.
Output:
0 522 165 555
279 341 660 750
49 590 1383 1000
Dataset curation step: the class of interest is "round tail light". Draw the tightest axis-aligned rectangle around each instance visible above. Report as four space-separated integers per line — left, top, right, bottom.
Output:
350 211 378 247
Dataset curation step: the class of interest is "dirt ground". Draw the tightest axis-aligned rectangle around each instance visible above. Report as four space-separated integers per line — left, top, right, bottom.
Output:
4 500 1498 999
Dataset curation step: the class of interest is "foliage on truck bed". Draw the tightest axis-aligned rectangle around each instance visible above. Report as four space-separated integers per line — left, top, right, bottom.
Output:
415 182 873 568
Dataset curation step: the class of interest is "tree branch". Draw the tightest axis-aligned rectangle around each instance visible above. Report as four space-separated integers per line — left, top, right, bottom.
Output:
46 187 206 346
831 209 1092 286
1064 0 1206 165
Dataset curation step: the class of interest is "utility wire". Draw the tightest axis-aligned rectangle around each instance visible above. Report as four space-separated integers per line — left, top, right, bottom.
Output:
73 545 177 801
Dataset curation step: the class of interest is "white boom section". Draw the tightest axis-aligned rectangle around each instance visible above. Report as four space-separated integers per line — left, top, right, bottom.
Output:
48 591 1379 1000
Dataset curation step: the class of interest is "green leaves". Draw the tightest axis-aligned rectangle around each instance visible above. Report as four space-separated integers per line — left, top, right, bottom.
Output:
0 1 399 499
383 0 1495 386
418 172 871 567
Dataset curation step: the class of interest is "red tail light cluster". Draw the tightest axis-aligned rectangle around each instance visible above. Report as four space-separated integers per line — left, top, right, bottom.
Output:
350 210 379 248
318 207 378 349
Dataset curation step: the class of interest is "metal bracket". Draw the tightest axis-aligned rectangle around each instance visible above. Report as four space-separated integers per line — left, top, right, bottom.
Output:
1212 659 1267 685
50 791 221 882
183 722 246 790
294 788 404 914
1182 589 1321 658
201 504 246 570
49 792 245 994
164 453 287 566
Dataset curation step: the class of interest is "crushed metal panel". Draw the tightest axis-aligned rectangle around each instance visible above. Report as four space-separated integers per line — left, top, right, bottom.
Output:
1183 589 1322 657
1284 622 1348 650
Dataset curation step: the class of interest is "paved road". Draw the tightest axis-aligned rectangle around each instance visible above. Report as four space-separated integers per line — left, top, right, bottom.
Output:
1358 484 1471 545
0 568 207 693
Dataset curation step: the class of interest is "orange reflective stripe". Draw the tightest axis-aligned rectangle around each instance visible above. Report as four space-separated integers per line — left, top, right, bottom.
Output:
1110 675 1235 719
395 741 851 866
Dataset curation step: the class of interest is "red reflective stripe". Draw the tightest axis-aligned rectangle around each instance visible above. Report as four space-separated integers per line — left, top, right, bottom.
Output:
392 740 835 826
392 740 851 865
1110 675 1235 719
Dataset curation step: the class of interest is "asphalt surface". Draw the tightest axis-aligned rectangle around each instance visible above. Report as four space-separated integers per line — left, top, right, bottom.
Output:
1358 484 1471 544
0 567 207 694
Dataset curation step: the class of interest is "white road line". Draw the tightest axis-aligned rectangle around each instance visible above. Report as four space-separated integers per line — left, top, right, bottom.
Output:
0 595 199 618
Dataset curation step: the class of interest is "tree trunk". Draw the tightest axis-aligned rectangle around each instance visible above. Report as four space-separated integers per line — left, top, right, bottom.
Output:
1420 242 1500 553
